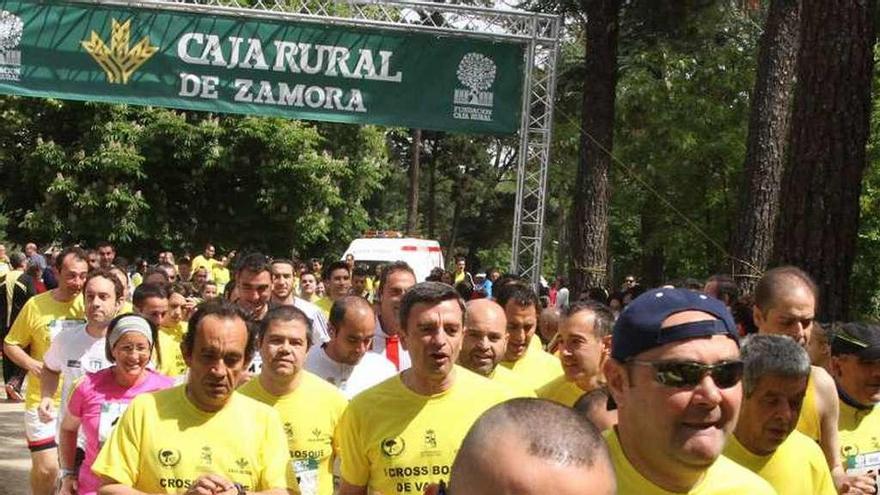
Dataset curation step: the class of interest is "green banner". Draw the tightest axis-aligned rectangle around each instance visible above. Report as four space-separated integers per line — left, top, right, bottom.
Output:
0 1 525 133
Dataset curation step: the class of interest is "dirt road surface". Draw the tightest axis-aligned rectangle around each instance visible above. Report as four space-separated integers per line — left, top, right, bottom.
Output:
0 398 29 495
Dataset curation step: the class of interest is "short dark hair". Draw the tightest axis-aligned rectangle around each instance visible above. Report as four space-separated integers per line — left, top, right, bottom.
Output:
329 295 374 328
706 274 739 304
352 266 370 278
270 258 295 271
322 260 350 281
565 301 614 339
96 240 114 251
399 281 465 330
133 282 169 309
55 246 88 271
142 266 170 284
496 281 541 312
168 282 195 298
235 252 272 279
9 252 26 269
378 261 417 300
185 299 256 362
754 266 818 311
258 305 313 348
85 268 124 301
573 387 611 416
452 398 609 489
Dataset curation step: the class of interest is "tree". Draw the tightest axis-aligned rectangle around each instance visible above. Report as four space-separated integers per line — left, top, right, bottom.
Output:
773 0 876 320
568 0 620 293
732 0 801 293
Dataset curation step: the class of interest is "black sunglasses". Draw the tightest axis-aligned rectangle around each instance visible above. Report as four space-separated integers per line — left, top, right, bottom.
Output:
628 359 744 389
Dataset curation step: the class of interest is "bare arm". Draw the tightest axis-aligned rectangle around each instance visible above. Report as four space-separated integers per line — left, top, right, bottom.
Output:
813 366 842 470
337 481 368 495
3 341 41 377
40 367 60 399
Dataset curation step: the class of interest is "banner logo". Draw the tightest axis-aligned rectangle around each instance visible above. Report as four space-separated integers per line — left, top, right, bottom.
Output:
82 18 158 84
0 10 22 81
453 52 496 122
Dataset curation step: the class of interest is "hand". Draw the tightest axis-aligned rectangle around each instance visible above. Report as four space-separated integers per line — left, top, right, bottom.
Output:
27 360 43 380
37 397 55 423
59 475 78 495
184 474 234 495
839 474 877 494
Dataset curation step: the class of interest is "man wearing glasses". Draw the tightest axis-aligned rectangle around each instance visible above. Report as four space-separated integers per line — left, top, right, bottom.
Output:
603 288 775 494
829 322 880 493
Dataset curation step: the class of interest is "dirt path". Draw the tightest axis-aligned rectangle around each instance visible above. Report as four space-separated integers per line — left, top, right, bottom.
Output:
0 398 29 495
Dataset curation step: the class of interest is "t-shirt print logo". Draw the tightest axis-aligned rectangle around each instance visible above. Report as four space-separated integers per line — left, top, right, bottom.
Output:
158 448 181 467
381 436 405 457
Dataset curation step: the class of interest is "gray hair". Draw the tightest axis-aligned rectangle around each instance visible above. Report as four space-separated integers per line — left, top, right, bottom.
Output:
741 334 811 397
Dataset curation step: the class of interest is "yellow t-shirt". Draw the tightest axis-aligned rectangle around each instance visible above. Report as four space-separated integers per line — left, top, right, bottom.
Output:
838 398 880 476
315 297 333 318
91 385 300 493
157 322 188 378
795 369 821 441
131 272 143 289
119 301 134 315
3 291 85 408
499 337 563 392
336 366 512 494
212 266 230 292
191 255 216 280
724 431 835 495
489 365 537 398
537 375 588 407
604 428 776 494
238 372 348 495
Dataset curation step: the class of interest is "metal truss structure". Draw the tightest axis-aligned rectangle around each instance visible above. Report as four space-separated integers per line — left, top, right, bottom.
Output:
83 0 561 284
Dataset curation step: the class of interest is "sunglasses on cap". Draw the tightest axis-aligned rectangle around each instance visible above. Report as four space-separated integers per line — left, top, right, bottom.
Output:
628 359 744 389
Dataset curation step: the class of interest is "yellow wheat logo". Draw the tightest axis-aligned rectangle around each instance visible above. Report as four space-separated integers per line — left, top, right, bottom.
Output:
82 18 158 84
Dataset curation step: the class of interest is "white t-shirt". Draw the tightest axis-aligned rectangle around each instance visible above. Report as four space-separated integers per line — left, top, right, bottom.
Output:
43 324 113 412
293 297 331 345
370 318 412 371
304 344 397 399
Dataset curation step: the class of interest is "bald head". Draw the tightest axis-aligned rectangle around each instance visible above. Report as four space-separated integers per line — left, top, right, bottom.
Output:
449 399 615 495
459 299 508 376
539 307 561 345
754 266 817 312
753 266 817 347
327 296 377 366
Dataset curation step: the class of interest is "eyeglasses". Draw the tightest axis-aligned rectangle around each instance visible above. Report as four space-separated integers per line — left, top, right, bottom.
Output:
628 359 744 389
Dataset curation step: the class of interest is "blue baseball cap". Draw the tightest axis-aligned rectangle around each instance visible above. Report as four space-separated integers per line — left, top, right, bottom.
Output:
611 288 739 361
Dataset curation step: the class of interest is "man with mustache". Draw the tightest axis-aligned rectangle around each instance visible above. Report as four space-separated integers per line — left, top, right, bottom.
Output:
603 288 774 493
239 305 348 495
92 299 299 494
828 322 880 494
335 282 511 495
724 334 836 494
457 298 533 396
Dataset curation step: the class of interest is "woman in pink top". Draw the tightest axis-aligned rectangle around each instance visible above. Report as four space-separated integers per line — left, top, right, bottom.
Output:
59 314 174 495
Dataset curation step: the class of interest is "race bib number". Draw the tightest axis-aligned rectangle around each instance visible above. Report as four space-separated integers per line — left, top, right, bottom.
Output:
98 402 129 445
248 354 263 374
292 458 319 495
846 450 880 482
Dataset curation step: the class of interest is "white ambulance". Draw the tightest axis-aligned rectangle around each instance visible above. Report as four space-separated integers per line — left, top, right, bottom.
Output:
342 232 444 282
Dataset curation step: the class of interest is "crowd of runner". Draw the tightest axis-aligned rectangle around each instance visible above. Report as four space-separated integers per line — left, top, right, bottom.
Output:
0 240 877 494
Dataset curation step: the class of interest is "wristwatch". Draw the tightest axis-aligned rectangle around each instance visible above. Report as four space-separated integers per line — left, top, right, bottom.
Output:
233 482 246 495
60 467 77 479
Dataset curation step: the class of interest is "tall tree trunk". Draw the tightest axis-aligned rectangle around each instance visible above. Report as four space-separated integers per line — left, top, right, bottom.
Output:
773 0 876 320
732 0 801 293
568 0 620 294
406 128 421 235
427 148 436 239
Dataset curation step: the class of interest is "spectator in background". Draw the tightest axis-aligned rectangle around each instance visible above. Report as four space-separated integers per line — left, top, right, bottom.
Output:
555 276 570 311
705 274 739 308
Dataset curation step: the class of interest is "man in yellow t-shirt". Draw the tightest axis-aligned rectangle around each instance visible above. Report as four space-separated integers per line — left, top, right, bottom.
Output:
753 265 843 487
335 282 512 495
497 282 563 392
3 246 87 495
239 305 348 495
538 301 613 407
457 298 533 397
724 334 835 494
92 299 299 494
158 283 190 378
603 288 774 494
315 261 351 317
829 321 880 494
191 243 217 280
